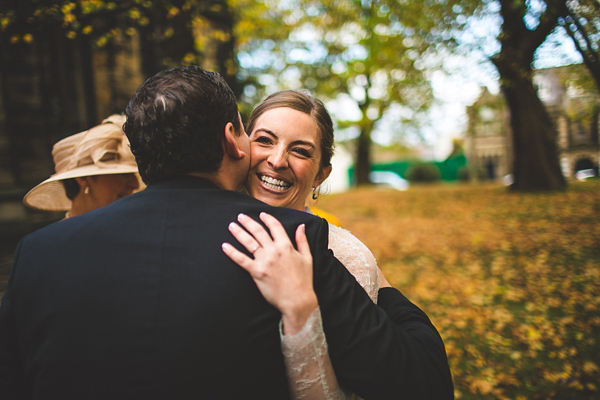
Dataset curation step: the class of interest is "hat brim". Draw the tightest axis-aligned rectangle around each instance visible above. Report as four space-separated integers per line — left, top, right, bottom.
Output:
23 162 139 211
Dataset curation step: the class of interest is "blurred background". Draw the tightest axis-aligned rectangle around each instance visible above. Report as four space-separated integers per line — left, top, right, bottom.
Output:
0 1 599 397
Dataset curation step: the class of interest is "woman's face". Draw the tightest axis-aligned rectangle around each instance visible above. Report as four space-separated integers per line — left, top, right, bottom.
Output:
85 173 140 210
246 107 329 212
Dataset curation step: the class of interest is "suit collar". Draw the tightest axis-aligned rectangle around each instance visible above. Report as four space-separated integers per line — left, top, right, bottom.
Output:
145 175 221 192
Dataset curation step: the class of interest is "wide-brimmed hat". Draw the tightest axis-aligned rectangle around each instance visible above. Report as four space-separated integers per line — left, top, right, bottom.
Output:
23 114 139 211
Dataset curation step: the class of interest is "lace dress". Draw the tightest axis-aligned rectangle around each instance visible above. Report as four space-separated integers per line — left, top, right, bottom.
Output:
280 224 379 399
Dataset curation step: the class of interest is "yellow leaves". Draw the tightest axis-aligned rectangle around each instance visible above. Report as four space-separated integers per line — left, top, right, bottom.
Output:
470 378 494 394
167 7 180 19
527 327 541 341
63 13 75 25
211 30 231 42
96 36 108 47
61 3 76 15
183 53 196 64
318 181 600 398
129 8 141 20
583 361 599 374
1 16 12 31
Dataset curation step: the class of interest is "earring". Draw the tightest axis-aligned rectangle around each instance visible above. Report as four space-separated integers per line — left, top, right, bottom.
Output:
312 188 318 200
84 187 90 195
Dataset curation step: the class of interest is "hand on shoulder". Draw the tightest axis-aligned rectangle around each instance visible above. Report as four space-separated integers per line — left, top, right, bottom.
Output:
222 212 318 334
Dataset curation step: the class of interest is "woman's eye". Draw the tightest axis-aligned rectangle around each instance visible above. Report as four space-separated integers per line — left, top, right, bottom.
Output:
293 148 311 157
255 136 272 144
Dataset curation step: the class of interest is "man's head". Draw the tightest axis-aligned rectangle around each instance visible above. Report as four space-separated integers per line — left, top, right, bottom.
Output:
124 66 243 184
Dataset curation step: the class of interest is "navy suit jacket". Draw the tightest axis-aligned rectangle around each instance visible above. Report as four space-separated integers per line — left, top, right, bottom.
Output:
0 176 452 399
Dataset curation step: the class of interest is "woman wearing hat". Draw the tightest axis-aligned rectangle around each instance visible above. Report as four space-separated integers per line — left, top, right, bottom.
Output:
24 115 141 219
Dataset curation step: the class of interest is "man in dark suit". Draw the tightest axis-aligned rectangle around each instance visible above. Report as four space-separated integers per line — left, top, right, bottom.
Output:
0 66 453 399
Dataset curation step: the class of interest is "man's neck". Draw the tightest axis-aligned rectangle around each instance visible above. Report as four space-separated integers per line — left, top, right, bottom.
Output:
187 171 241 192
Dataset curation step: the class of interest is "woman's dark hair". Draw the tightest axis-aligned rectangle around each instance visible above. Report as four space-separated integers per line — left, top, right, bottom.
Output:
62 179 80 200
246 90 334 170
124 66 241 184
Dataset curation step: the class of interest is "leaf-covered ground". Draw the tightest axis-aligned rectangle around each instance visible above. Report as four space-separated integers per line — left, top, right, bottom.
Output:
317 181 600 399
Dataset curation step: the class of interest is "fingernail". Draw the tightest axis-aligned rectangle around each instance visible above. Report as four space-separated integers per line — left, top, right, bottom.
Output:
228 222 238 231
238 213 247 220
222 242 231 250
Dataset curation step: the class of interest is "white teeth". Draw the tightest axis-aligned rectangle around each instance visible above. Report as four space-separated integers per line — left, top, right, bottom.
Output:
259 175 291 191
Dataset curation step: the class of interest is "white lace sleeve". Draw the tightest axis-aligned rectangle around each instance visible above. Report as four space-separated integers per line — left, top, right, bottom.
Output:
328 224 379 303
280 221 379 399
280 308 350 400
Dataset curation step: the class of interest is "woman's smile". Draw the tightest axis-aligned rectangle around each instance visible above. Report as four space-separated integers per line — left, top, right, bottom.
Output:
246 107 324 212
256 173 292 192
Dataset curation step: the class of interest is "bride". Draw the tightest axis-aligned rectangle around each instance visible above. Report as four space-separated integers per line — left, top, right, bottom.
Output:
223 90 394 399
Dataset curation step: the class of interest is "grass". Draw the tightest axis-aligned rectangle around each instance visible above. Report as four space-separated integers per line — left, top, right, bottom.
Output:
316 180 600 399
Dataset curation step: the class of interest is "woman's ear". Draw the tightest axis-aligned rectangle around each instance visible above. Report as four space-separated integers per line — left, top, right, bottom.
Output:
223 122 247 160
75 176 89 188
314 165 332 188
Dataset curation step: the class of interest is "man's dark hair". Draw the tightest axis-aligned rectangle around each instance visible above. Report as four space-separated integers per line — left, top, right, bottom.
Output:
124 66 241 184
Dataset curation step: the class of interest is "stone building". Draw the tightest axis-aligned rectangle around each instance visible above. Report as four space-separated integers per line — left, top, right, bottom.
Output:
465 87 512 181
465 65 599 181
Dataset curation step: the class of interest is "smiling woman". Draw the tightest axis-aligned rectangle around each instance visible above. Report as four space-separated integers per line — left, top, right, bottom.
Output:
246 106 331 211
233 90 388 399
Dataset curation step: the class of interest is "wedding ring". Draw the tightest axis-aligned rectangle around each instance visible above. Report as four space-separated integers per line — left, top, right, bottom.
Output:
250 243 260 254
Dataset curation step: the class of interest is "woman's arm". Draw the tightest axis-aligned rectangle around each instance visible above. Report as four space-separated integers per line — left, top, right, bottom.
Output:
222 212 349 399
223 212 453 399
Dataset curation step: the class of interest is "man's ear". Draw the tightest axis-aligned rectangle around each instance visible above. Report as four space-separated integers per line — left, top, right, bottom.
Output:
314 165 332 187
223 122 246 160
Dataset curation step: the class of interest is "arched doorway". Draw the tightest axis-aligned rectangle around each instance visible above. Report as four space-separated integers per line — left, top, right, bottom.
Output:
574 158 596 173
573 157 598 178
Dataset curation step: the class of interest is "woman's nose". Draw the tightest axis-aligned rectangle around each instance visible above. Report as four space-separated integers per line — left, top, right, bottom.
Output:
267 149 289 169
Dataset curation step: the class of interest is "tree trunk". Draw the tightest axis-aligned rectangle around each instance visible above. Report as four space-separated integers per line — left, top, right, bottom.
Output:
355 126 372 185
494 60 567 191
493 0 568 191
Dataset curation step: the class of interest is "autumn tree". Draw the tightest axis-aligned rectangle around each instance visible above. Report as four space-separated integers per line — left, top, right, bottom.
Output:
0 0 243 95
431 0 599 191
0 0 260 185
237 0 435 185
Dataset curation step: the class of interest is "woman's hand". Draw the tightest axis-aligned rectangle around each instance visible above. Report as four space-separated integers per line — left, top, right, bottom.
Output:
222 212 318 335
